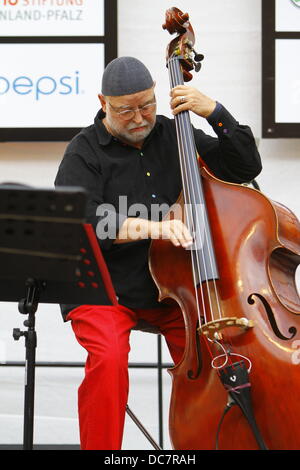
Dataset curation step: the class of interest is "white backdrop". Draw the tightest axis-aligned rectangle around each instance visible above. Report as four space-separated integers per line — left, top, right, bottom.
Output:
0 0 299 450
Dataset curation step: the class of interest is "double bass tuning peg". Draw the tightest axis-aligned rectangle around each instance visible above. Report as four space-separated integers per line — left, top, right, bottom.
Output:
193 50 204 63
193 61 202 73
192 49 204 73
187 44 204 72
185 41 204 64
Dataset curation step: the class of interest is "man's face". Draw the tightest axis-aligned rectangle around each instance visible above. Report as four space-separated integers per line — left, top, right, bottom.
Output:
99 86 156 148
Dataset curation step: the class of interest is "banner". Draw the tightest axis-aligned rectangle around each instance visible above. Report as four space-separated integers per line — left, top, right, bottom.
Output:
0 0 104 36
0 0 117 140
0 43 104 128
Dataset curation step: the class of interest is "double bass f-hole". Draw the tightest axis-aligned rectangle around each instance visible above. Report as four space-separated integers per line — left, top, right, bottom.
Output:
248 293 297 341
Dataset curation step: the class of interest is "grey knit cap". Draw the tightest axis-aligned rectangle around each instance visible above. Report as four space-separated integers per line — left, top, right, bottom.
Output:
101 57 154 96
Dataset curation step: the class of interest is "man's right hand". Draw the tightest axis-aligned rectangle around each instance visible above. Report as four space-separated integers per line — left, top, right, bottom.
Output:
115 218 193 249
149 219 193 248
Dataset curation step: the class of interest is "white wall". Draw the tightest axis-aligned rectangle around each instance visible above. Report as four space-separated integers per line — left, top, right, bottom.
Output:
0 0 299 450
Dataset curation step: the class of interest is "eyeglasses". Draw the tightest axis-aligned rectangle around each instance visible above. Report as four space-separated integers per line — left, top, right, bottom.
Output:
107 100 156 121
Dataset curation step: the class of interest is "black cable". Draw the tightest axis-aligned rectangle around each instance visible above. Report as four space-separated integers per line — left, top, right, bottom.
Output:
215 397 237 450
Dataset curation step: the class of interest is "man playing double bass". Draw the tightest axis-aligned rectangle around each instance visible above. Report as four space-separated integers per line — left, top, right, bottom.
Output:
55 56 262 450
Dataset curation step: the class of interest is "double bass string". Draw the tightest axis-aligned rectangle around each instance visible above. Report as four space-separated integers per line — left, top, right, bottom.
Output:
169 56 236 369
169 56 220 319
169 57 217 328
168 57 208 328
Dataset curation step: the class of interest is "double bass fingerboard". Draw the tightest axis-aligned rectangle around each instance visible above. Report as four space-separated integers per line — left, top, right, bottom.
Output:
168 56 219 285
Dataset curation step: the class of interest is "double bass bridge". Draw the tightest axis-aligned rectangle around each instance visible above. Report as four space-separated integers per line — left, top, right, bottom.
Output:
198 317 254 341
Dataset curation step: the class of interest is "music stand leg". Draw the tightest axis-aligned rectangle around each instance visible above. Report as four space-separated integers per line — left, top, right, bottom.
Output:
23 311 37 450
13 278 40 451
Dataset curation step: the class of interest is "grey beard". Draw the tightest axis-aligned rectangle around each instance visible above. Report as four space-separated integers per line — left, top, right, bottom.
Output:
105 115 155 145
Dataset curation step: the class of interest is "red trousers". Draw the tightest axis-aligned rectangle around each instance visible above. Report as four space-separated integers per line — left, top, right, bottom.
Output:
67 304 185 450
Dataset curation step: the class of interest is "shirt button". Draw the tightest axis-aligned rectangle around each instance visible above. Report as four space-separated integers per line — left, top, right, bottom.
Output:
140 152 144 157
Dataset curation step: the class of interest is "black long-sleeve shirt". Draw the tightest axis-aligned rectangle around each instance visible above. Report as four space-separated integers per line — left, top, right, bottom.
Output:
55 105 262 317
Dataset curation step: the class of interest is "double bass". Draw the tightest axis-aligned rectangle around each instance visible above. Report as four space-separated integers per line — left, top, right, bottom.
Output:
149 7 300 450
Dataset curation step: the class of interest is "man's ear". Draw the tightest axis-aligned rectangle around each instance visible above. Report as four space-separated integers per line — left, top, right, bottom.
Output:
98 94 107 111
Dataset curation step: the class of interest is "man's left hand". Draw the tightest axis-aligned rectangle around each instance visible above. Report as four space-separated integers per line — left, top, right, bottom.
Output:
170 85 216 118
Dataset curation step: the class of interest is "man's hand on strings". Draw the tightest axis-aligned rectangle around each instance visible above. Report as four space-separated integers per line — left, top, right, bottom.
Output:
116 218 193 249
170 85 216 119
151 220 194 248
